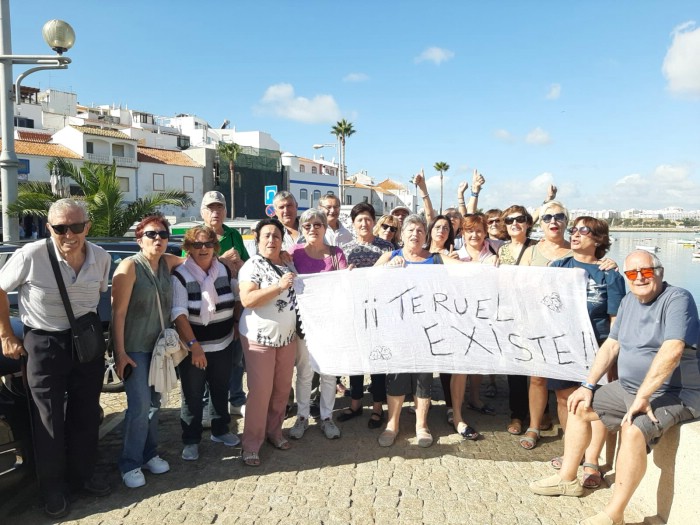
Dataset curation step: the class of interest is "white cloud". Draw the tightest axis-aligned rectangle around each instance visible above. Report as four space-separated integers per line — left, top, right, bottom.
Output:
414 47 455 65
546 83 561 100
343 72 369 83
426 174 448 193
525 127 552 145
607 164 700 207
494 129 516 142
662 21 700 97
254 83 341 124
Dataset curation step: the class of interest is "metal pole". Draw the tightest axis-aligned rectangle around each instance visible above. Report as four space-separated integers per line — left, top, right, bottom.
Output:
0 0 18 241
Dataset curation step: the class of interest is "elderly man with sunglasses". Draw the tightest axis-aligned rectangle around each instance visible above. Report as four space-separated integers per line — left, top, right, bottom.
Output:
0 199 112 518
530 250 700 525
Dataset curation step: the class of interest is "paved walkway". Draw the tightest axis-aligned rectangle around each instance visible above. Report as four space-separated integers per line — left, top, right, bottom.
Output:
11 376 656 525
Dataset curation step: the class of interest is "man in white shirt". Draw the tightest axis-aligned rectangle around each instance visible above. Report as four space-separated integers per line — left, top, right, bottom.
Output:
319 193 353 247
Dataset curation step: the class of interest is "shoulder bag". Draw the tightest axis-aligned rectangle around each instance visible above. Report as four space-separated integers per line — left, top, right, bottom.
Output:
46 239 106 363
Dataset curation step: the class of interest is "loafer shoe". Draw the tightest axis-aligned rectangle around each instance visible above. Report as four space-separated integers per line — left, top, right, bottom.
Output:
378 429 397 447
211 432 241 447
142 455 170 474
182 444 199 461
529 473 584 497
44 493 69 519
416 429 434 448
122 468 146 489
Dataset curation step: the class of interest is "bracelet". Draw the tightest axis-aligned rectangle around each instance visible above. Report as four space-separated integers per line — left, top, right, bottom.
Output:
186 338 198 348
580 381 597 391
457 198 465 203
420 194 429 199
470 191 479 197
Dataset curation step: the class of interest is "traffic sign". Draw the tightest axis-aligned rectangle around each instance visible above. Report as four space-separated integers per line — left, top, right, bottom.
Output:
265 204 275 217
264 185 277 205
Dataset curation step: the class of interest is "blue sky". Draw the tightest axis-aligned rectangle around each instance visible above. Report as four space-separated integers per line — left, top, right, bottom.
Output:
10 1 700 211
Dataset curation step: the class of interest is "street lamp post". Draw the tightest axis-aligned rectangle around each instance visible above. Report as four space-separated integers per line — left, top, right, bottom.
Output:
312 142 342 202
0 1 74 241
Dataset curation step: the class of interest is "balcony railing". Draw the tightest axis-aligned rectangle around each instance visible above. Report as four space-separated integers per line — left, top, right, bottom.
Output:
85 153 138 167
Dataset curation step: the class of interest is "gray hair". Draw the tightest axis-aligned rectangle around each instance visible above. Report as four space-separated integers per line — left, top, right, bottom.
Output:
273 190 297 207
401 213 427 235
624 250 664 277
319 193 340 207
48 198 89 223
299 208 328 229
540 200 569 222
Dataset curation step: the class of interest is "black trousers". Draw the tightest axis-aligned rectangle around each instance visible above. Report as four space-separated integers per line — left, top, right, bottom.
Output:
24 328 104 498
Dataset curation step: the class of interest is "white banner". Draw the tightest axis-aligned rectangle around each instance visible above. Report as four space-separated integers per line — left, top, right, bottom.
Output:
294 264 599 381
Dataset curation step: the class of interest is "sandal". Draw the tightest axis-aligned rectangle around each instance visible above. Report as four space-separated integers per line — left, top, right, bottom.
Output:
446 408 454 426
368 411 384 429
507 418 523 435
337 406 363 422
467 401 496 416
267 437 291 450
519 427 540 450
242 451 260 467
485 383 497 398
582 463 602 489
457 422 481 441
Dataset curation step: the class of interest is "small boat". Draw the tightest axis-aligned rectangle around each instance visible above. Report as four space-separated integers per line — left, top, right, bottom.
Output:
635 245 659 253
693 251 700 259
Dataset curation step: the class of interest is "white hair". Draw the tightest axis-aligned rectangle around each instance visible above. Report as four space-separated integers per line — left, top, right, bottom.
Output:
48 199 89 223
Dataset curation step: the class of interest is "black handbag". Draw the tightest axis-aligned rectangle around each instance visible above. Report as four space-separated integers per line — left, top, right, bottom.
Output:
46 239 106 363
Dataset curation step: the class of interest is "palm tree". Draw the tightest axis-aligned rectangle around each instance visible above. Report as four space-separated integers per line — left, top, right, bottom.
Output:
331 119 355 204
217 141 242 219
433 161 450 214
8 159 194 237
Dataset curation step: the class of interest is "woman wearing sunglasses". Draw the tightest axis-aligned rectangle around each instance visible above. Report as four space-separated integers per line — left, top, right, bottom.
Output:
340 204 394 429
288 209 347 441
373 214 401 248
171 226 242 462
547 216 626 487
112 214 184 488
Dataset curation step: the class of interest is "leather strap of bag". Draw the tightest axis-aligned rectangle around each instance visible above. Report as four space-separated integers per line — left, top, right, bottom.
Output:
138 255 166 333
514 238 532 266
45 238 80 333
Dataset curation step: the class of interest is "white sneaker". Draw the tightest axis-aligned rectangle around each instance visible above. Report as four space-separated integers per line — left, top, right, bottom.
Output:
289 416 309 440
321 418 341 439
122 468 145 488
142 455 170 474
210 432 241 447
229 404 246 417
182 444 199 461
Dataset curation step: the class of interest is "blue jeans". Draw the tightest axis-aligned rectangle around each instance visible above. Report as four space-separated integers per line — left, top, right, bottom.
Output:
228 338 246 407
118 352 161 474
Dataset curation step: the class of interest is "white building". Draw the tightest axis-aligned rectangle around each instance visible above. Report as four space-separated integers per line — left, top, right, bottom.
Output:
282 153 340 210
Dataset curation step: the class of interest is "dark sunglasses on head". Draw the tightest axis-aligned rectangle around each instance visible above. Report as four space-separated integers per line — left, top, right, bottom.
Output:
192 241 215 249
142 230 170 240
568 226 591 236
50 222 87 235
623 267 660 281
542 213 567 224
381 223 398 233
504 215 527 225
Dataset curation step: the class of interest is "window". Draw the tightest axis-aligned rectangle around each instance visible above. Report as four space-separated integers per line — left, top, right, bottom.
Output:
299 189 308 201
86 141 94 154
346 195 352 205
153 173 165 191
117 177 129 192
14 117 34 128
311 166 317 174
313 190 321 202
299 165 305 173
177 135 190 150
183 176 194 193
112 144 125 157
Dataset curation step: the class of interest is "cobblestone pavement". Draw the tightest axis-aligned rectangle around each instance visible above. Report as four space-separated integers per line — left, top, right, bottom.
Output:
11 376 657 525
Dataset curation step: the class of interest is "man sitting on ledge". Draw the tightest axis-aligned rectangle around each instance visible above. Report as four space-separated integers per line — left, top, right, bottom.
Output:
529 250 700 525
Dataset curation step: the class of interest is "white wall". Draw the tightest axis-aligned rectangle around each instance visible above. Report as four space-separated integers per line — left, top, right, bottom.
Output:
137 162 202 219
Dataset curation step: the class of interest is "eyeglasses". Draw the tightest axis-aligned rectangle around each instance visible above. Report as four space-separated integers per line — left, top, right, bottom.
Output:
302 222 324 231
568 226 591 236
542 213 567 223
192 241 216 249
504 215 527 225
487 218 501 225
142 230 170 240
381 224 398 233
50 222 87 235
623 267 660 281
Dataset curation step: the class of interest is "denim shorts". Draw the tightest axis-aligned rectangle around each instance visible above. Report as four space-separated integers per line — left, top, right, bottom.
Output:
592 380 694 449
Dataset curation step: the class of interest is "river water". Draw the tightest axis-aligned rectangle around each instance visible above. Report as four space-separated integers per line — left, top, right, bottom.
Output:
606 231 700 304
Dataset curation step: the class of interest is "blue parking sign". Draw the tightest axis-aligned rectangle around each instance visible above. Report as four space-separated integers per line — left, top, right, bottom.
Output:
264 185 277 205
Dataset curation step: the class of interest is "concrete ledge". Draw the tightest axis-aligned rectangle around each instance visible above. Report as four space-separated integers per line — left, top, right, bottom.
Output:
631 419 700 524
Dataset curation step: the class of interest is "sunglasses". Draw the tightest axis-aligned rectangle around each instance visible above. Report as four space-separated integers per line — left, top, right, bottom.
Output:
568 226 591 236
142 230 170 240
50 222 87 235
302 222 324 231
192 241 216 249
504 215 527 225
623 267 660 281
487 218 501 225
542 213 567 224
381 224 398 233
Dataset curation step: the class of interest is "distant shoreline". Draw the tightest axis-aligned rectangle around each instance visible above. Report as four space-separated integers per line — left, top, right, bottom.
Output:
609 228 700 233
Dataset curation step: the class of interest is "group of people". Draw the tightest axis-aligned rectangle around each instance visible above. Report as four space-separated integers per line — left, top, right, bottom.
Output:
0 171 698 525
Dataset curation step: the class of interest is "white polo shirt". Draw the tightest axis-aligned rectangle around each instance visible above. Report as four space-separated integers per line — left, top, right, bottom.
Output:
0 239 111 331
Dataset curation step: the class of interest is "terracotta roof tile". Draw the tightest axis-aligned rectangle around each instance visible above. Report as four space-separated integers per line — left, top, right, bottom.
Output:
70 125 134 140
17 131 52 143
1 139 82 159
138 147 202 167
377 178 406 191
